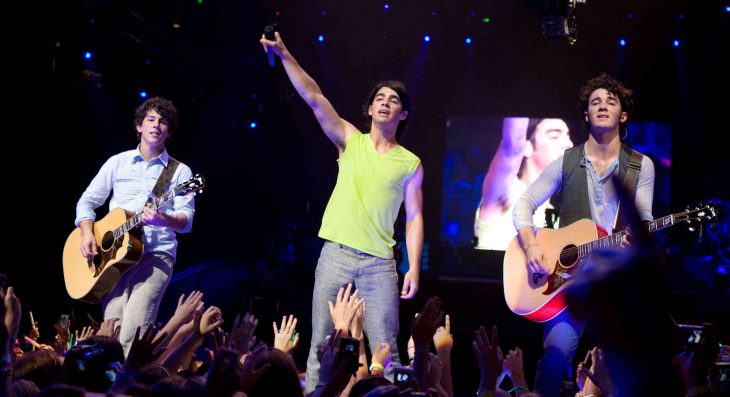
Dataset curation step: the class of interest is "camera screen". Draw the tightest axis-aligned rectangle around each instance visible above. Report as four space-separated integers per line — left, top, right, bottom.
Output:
686 329 703 344
714 365 729 382
396 372 409 382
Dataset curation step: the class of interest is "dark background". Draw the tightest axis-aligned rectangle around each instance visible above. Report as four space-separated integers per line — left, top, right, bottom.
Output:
7 1 729 395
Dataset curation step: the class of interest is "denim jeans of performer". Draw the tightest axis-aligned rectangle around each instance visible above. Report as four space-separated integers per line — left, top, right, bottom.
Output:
305 241 401 392
102 252 173 356
533 309 584 397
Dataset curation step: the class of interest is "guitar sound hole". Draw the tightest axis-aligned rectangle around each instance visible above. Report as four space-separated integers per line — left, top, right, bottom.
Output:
100 232 115 251
559 244 579 268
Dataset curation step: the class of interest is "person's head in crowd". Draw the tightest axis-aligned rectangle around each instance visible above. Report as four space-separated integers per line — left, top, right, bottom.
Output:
60 335 125 392
245 346 303 397
12 349 63 389
150 373 205 397
11 379 41 397
349 375 393 397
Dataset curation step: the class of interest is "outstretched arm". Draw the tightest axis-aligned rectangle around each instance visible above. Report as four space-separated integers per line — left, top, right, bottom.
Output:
260 31 357 152
478 117 529 221
402 164 424 300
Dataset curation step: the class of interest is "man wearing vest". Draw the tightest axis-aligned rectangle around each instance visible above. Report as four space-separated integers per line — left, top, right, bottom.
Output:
260 32 424 391
75 97 196 356
512 73 655 397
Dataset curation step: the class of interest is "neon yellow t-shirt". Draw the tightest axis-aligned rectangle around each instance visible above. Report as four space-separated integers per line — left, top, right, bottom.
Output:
319 132 421 259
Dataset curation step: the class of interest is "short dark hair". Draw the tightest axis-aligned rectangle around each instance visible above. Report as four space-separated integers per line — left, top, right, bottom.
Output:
578 73 634 131
134 96 179 141
363 80 411 138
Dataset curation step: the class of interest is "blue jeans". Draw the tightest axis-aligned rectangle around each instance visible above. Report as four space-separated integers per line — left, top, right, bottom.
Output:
533 309 585 397
102 252 173 356
305 241 401 392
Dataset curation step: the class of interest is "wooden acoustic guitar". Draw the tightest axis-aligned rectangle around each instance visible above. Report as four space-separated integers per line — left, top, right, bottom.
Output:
62 174 205 303
502 203 716 323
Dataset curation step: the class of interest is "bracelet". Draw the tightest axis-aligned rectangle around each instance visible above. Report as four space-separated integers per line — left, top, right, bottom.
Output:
506 386 530 394
369 362 384 372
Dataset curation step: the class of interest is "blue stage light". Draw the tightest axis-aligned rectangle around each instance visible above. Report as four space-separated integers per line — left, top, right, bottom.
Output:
84 51 93 60
465 37 472 44
384 4 390 9
673 39 680 47
619 39 626 46
249 122 257 128
139 91 147 98
423 35 431 42
317 35 324 42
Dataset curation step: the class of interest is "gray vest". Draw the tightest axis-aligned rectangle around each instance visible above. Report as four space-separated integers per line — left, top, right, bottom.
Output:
559 143 640 229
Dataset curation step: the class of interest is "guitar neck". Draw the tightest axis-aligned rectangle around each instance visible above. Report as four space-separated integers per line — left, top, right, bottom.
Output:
576 213 676 258
112 190 177 240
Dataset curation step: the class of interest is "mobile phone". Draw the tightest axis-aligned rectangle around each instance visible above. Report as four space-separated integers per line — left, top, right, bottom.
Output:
339 336 359 357
677 323 704 350
60 314 70 328
393 365 414 389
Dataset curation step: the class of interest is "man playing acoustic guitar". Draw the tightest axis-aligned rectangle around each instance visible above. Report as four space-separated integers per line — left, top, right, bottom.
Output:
512 73 655 397
74 96 196 355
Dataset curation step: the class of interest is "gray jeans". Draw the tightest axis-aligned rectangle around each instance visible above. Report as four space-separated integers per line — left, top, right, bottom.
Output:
102 252 173 356
305 241 401 392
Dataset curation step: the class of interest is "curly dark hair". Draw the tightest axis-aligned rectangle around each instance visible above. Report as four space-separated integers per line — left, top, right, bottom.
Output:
134 96 179 141
363 80 411 138
578 73 634 131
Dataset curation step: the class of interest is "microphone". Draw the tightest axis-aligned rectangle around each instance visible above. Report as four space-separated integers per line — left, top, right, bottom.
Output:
264 25 276 66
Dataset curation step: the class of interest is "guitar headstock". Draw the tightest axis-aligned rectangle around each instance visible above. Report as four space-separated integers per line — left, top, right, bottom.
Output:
175 174 206 196
676 203 717 230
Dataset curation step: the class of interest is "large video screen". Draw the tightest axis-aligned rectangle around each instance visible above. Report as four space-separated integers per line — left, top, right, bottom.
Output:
440 116 671 248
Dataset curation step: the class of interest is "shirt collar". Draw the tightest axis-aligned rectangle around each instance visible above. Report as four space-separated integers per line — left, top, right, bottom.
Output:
132 145 170 166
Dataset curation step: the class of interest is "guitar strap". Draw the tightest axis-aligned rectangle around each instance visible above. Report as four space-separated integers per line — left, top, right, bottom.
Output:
614 148 644 233
147 157 180 205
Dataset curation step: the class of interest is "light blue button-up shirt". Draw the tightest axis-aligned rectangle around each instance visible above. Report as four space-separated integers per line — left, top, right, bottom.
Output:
75 147 195 259
513 152 655 233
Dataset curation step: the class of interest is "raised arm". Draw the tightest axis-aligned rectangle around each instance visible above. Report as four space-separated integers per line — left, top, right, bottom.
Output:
260 31 357 152
478 117 529 220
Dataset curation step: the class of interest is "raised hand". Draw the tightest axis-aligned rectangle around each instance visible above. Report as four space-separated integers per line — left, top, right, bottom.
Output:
328 283 365 332
228 312 258 354
433 314 453 352
97 318 120 338
273 314 299 353
411 297 443 349
75 326 96 344
125 325 167 371
473 325 501 393
372 342 392 370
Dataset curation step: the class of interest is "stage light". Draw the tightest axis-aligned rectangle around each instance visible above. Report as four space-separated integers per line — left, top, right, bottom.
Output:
139 91 147 98
482 17 491 23
619 39 626 46
673 39 681 47
384 4 390 9
197 0 203 4
55 42 61 48
84 51 93 60
317 35 324 42
725 5 730 12
249 122 257 128
145 59 151 65
465 37 472 44
423 35 431 42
